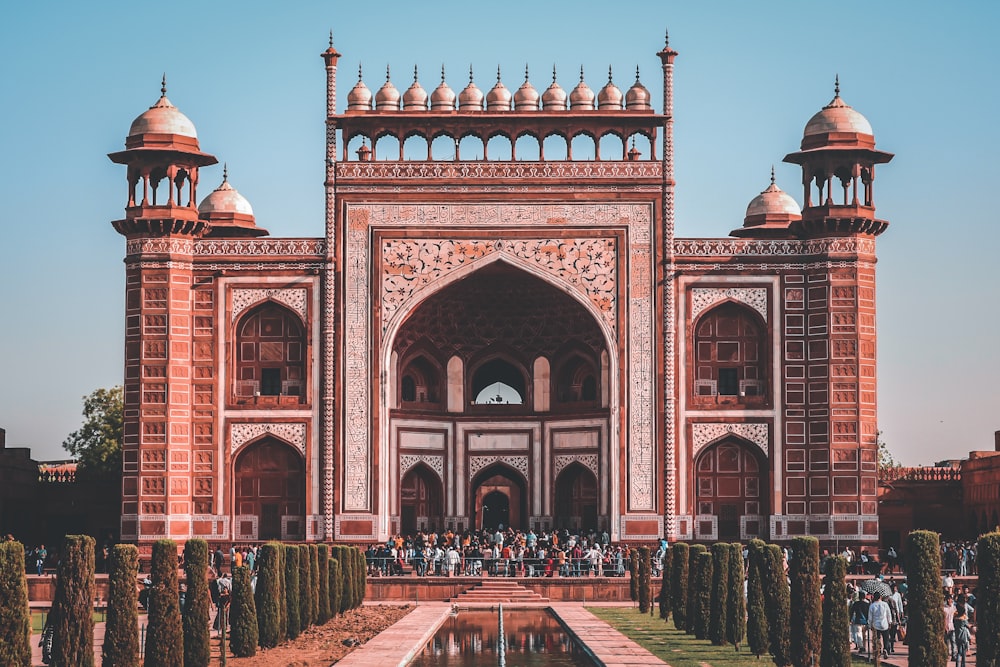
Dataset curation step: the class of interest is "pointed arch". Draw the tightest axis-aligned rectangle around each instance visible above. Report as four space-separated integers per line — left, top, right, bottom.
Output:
691 299 768 400
233 436 305 540
233 300 307 402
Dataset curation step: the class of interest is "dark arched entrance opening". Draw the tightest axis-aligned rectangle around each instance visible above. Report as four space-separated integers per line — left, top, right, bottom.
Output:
694 438 767 541
234 438 305 540
472 464 527 531
554 463 599 531
400 464 443 534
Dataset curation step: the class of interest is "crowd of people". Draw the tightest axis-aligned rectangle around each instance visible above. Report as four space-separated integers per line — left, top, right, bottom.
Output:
362 527 669 579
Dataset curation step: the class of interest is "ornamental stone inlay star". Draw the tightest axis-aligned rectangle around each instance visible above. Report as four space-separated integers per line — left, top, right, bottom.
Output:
691 423 769 457
230 423 307 456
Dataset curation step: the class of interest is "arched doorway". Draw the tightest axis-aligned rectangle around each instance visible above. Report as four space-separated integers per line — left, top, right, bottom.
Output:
554 463 598 531
400 464 443 534
694 438 767 540
472 464 527 531
234 438 305 540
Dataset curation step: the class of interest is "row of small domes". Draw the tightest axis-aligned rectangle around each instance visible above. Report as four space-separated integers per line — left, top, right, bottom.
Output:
347 65 653 112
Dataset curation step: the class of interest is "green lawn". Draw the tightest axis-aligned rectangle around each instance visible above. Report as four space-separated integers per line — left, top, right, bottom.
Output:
587 607 870 667
31 609 146 632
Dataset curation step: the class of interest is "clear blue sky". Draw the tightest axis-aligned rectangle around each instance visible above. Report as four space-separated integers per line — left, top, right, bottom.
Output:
1 1 997 466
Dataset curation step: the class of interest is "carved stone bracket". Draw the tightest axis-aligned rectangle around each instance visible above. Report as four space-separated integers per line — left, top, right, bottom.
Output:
230 422 307 456
691 422 769 458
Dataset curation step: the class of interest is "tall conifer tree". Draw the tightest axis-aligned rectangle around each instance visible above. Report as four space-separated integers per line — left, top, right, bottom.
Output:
671 542 689 630
789 536 822 667
726 543 746 650
0 541 31 666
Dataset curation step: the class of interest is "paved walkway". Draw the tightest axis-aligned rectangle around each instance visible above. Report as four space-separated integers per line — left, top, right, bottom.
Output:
861 633 976 667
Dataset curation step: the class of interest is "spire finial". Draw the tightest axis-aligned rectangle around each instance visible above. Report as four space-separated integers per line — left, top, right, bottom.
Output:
413 64 419 82
607 65 613 83
579 65 585 82
770 165 775 185
223 163 229 183
357 63 363 81
524 63 529 82
496 65 502 83
635 65 641 83
161 73 167 96
835 74 840 97
441 64 446 83
385 64 391 82
664 28 670 47
329 30 333 48
469 64 474 83
552 64 557 83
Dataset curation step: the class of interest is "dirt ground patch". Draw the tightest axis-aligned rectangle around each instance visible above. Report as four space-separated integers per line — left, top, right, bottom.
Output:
225 604 413 666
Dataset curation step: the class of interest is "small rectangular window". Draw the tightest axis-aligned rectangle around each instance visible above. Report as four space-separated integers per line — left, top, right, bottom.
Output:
718 368 739 395
261 368 281 395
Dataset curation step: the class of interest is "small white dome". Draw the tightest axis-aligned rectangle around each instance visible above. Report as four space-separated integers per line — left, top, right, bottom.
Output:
198 170 253 216
129 83 197 138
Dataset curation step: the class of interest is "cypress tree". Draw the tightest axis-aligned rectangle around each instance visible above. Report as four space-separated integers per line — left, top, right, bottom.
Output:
694 551 713 640
746 539 769 658
182 539 211 667
789 536 822 667
337 546 354 613
298 544 312 628
686 544 706 635
709 543 730 646
763 544 791 667
317 544 331 622
638 546 651 613
629 547 640 602
671 542 689 630
144 538 183 667
658 546 672 621
309 544 320 623
819 555 850 667
978 531 1000 667
284 545 301 639
103 544 139 667
906 530 948 667
255 542 283 648
357 547 367 603
726 543 746 651
50 535 97 667
329 558 342 620
276 544 287 641
0 541 31 666
229 565 258 658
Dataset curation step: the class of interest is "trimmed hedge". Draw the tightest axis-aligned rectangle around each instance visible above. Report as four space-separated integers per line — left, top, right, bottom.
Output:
629 548 640 602
763 544 791 667
790 537 822 667
317 544 331 622
255 542 283 648
709 543 730 645
658 546 671 621
0 541 31 666
335 545 354 613
284 545 301 639
298 544 312 629
906 530 948 667
103 544 139 667
745 539 769 658
694 551 713 640
638 546 651 613
978 531 1000 667
309 545 320 623
329 558 342 621
182 539 211 667
357 547 367 603
726 543 745 650
230 565 258 658
686 544 706 635
144 538 182 667
819 555 851 667
51 535 97 667
670 542 689 631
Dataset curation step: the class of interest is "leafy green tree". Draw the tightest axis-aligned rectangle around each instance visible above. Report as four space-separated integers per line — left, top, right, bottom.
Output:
977 531 1000 667
62 386 123 477
876 431 902 482
317 544 331 622
229 566 258 658
255 543 283 648
144 539 183 667
329 558 342 620
790 537 822 667
693 551 713 640
763 544 791 666
103 544 139 667
686 544 706 635
629 547 640 602
658 546 672 621
906 530 947 667
819 555 850 667
0 541 31 666
182 539 210 667
709 543 730 645
726 543 746 651
746 539 770 658
638 546 651 613
298 544 313 628
671 542 689 630
284 545 301 639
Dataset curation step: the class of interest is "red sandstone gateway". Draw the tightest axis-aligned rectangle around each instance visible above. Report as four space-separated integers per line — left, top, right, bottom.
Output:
108 33 891 548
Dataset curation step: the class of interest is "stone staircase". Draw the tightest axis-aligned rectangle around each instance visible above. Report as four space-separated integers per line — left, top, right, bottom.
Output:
450 579 549 604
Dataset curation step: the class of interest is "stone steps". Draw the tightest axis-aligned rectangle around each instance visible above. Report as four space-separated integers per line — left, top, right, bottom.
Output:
451 580 549 604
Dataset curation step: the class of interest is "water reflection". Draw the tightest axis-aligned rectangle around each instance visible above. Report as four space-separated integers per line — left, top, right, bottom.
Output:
409 609 596 666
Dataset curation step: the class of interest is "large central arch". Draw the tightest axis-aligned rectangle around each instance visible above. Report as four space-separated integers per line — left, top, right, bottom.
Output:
383 258 616 534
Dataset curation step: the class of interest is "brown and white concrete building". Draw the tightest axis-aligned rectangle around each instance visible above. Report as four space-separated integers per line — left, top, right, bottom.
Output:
109 34 892 545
